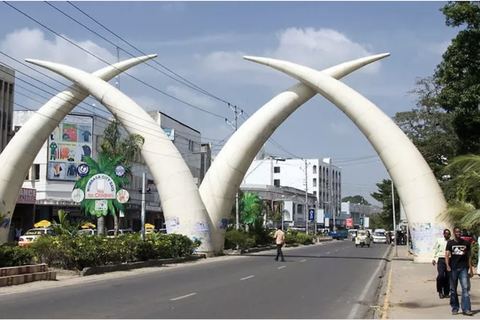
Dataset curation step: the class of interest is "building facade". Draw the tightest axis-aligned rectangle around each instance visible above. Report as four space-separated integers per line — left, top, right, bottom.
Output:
340 202 383 227
12 110 205 232
243 156 342 228
0 65 15 153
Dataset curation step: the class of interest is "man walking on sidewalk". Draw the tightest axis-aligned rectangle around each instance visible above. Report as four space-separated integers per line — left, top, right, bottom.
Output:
274 226 285 262
432 229 451 299
446 227 474 316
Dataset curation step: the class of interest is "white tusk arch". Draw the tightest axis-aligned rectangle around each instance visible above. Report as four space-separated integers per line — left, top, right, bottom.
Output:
243 55 449 263
24 59 215 254
199 53 390 252
0 54 157 244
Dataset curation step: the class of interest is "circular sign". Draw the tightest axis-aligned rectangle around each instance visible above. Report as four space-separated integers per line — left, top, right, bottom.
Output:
114 164 126 177
72 189 85 203
85 174 117 199
77 164 90 177
116 189 130 204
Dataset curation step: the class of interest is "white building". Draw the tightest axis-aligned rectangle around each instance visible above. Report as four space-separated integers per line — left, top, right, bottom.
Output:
242 156 342 228
0 65 15 153
12 110 204 232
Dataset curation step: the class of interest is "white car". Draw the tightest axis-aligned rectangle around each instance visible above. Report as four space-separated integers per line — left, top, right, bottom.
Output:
18 227 55 246
373 229 388 244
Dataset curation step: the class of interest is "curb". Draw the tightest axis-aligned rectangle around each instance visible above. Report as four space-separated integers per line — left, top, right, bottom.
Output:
371 245 394 319
80 254 207 276
223 238 333 255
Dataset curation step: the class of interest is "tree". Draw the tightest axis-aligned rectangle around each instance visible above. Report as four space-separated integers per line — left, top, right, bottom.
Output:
394 77 459 178
341 195 370 205
99 117 144 236
73 154 131 235
433 2 480 154
370 179 400 231
440 154 480 234
240 191 263 231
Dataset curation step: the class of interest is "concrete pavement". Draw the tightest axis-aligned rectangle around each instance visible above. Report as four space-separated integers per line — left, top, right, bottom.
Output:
0 240 389 319
377 244 480 319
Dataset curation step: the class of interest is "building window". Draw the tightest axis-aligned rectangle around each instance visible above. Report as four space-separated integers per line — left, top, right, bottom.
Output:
313 190 317 196
188 140 194 151
313 178 317 187
274 166 280 173
274 179 280 187
313 165 317 174
34 164 40 180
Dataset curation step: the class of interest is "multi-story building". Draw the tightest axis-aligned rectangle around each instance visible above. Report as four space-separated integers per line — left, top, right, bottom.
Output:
12 110 205 232
340 202 383 228
243 155 342 228
0 65 15 153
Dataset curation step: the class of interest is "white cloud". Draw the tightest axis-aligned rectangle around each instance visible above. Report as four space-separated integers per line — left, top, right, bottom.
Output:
424 40 450 56
160 2 186 12
166 85 218 110
329 121 353 136
199 27 382 76
0 28 117 74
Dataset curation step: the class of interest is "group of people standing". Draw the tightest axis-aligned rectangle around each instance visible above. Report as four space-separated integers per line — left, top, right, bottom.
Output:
433 227 475 316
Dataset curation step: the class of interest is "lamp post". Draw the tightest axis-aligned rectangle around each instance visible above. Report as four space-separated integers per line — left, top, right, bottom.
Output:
391 180 398 257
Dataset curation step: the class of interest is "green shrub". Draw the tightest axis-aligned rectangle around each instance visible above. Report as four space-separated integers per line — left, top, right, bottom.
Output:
0 243 34 268
28 232 200 271
295 233 314 245
472 242 478 267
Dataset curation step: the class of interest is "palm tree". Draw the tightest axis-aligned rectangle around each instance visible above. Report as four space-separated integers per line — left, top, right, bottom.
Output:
98 116 144 236
73 153 131 235
441 154 480 233
240 191 263 231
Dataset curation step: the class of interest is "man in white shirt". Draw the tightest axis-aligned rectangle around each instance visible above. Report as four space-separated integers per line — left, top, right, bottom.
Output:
432 229 451 299
274 226 286 262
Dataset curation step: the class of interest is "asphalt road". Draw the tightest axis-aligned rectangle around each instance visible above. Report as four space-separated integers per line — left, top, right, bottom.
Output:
0 240 390 319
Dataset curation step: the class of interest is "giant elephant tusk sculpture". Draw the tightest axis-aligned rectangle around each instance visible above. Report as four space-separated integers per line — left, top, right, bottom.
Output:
243 55 450 262
199 53 390 252
0 54 157 244
25 59 215 254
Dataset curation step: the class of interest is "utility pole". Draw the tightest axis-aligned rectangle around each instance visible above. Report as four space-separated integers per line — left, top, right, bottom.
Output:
116 44 121 90
331 168 335 231
225 104 243 230
304 159 309 234
141 172 146 241
391 180 398 257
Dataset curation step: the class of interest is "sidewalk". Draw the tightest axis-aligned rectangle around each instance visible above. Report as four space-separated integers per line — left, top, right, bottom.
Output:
379 245 480 319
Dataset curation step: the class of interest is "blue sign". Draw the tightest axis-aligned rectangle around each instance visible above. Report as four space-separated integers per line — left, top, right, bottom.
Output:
308 209 315 221
77 164 90 177
324 213 329 219
114 164 126 177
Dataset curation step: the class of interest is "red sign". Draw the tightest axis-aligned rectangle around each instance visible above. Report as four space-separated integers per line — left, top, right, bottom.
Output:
346 218 353 227
17 188 37 204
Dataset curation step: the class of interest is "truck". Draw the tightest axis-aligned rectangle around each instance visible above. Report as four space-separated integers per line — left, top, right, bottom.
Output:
328 229 348 240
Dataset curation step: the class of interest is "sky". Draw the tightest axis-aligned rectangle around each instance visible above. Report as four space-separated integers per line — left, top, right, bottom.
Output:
0 1 458 204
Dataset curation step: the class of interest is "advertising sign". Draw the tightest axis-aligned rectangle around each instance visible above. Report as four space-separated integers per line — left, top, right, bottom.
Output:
316 209 324 223
85 174 116 199
346 218 354 228
163 128 175 141
47 114 93 181
17 188 36 204
364 217 370 228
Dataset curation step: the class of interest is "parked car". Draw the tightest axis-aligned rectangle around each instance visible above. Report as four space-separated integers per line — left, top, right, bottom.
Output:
77 228 97 235
106 228 134 238
18 227 55 246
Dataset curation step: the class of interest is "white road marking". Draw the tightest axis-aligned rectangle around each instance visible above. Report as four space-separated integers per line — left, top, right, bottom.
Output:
278 266 286 269
326 252 331 254
170 292 197 301
300 259 307 263
240 275 255 281
346 247 391 319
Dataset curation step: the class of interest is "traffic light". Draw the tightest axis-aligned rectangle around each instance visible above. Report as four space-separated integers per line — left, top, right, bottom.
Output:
360 217 364 226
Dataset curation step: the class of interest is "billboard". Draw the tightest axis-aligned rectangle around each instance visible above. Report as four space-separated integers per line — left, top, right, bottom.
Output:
346 218 354 227
47 114 93 181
